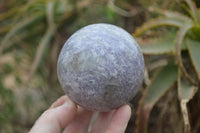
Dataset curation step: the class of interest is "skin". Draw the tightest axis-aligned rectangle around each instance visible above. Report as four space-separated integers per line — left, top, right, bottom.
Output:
29 95 131 133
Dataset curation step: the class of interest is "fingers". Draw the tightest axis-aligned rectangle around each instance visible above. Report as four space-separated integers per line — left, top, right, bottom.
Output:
29 95 77 133
105 105 131 133
90 111 115 133
50 95 68 108
30 95 131 133
63 106 93 133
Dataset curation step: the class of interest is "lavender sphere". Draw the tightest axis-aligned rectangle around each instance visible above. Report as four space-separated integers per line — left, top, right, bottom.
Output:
57 23 144 112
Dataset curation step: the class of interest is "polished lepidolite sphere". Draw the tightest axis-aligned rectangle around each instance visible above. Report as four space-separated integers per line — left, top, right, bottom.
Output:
57 23 144 112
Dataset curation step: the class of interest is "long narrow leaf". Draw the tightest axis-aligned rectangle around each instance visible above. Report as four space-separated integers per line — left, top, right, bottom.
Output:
175 23 197 85
136 64 178 133
178 75 197 101
0 13 44 55
143 65 178 104
108 0 135 17
21 27 56 90
46 1 56 28
185 0 200 24
138 33 187 55
0 6 21 21
0 1 39 21
149 6 191 22
134 18 184 37
187 39 200 81
178 69 198 133
21 2 56 89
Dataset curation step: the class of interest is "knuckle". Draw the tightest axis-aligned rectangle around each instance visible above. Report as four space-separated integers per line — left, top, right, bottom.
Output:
41 109 54 120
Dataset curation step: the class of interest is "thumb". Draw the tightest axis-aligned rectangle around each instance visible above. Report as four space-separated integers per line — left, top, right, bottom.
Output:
30 95 77 133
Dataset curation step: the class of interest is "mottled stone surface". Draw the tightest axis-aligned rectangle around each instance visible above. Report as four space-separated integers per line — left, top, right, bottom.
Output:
57 23 144 112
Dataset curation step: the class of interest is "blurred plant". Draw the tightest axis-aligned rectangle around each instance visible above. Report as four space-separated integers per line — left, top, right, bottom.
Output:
0 0 126 132
0 75 16 129
133 0 200 133
0 0 92 132
108 0 138 17
0 0 76 89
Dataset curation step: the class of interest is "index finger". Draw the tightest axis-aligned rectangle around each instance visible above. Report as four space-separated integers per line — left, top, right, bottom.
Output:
105 105 131 133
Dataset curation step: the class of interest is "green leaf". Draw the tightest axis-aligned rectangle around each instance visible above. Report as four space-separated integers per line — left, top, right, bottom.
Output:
149 6 191 22
185 0 200 24
46 1 56 27
134 17 185 37
136 64 178 133
178 79 197 100
108 0 135 17
188 26 200 41
21 2 57 90
187 39 200 81
21 27 56 90
0 6 20 21
178 70 197 102
0 13 44 55
178 69 198 132
178 70 197 101
175 23 197 85
143 64 178 104
137 34 187 55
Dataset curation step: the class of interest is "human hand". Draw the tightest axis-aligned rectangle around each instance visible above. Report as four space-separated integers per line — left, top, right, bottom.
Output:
29 95 131 133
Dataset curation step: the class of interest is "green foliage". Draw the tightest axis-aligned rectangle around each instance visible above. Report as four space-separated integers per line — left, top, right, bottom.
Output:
138 33 187 55
1 0 199 132
0 75 16 126
0 0 78 91
187 39 200 80
134 0 200 132
143 64 178 104
137 64 178 133
0 0 122 132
